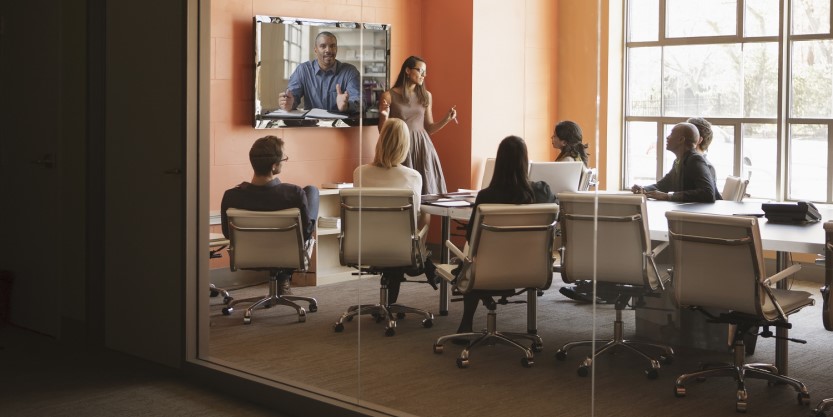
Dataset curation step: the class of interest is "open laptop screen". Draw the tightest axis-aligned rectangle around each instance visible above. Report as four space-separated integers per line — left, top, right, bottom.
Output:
527 161 584 195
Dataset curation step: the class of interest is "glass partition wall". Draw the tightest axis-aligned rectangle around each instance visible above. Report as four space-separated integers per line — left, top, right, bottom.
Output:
201 1 612 416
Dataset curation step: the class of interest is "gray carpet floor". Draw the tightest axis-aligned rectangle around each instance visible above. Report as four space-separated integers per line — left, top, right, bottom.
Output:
208 277 833 417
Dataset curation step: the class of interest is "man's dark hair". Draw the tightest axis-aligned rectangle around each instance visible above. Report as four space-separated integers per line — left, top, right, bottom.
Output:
249 135 284 176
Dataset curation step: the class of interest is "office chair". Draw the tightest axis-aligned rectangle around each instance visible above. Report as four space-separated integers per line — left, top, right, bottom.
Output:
666 211 813 412
555 193 674 379
333 188 434 336
209 233 232 304
722 175 749 202
433 203 559 368
221 208 318 324
812 221 833 417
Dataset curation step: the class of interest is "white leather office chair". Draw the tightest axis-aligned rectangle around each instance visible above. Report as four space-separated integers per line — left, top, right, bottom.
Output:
666 211 813 412
479 157 496 189
812 221 833 417
578 167 598 191
432 203 559 368
555 193 674 379
222 208 318 324
333 188 434 336
722 175 749 202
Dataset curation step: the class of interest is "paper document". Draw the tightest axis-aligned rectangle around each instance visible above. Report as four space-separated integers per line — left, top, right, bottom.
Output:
265 109 309 118
429 200 472 207
306 108 349 119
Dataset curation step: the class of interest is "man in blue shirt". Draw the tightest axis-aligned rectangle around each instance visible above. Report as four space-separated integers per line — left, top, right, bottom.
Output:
278 31 361 114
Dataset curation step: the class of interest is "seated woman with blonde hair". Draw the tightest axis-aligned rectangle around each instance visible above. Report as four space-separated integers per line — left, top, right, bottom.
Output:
353 118 438 301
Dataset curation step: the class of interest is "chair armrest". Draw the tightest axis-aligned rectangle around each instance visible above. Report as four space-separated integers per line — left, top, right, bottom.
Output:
445 239 466 261
763 263 802 286
650 241 670 258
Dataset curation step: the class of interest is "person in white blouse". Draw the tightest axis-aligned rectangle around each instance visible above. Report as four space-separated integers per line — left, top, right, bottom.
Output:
353 118 438 300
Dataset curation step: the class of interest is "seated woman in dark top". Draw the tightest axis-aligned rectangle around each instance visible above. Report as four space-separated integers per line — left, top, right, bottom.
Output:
455 135 556 336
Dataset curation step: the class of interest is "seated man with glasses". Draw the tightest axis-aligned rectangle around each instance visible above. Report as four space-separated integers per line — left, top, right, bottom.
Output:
220 135 320 295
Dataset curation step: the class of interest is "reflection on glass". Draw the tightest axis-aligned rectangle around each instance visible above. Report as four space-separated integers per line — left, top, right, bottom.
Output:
744 42 778 117
667 0 737 38
789 124 828 201
663 44 742 117
792 0 831 35
742 123 777 199
626 121 659 186
628 0 658 42
627 47 661 116
791 40 833 118
745 0 779 37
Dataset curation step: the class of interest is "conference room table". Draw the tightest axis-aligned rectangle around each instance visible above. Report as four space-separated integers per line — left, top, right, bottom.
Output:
422 194 832 376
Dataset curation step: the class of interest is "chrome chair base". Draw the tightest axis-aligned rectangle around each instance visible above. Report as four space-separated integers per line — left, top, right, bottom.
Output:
813 398 833 417
221 274 317 324
674 333 810 412
332 283 434 336
554 303 674 379
433 305 543 369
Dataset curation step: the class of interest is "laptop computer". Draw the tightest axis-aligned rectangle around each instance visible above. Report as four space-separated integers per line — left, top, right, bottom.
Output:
527 161 585 195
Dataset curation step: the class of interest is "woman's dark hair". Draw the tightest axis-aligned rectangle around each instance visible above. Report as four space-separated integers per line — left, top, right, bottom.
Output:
554 120 589 166
488 135 534 203
392 56 429 107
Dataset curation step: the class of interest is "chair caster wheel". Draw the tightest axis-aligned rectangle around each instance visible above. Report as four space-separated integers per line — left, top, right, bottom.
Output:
433 343 444 354
210 289 219 297
645 368 659 379
736 389 748 413
797 392 811 405
555 350 567 361
298 310 306 323
222 307 232 316
243 316 252 325
396 312 406 320
531 342 543 353
422 319 433 328
456 358 469 369
660 354 673 365
674 386 686 397
577 365 590 377
334 323 344 332
384 327 395 337
308 304 317 313
521 357 534 368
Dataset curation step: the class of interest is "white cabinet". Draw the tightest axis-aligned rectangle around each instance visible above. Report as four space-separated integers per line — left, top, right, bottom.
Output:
311 189 354 285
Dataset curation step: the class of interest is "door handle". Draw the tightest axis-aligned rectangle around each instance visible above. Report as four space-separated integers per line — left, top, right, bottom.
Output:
31 153 55 169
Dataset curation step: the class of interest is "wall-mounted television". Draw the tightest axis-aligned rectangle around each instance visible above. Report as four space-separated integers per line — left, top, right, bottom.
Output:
253 15 391 128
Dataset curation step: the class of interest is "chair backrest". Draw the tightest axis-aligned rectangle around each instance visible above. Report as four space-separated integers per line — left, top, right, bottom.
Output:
479 157 496 189
226 208 307 271
457 203 559 292
558 193 664 290
528 161 584 195
338 188 421 269
722 175 749 202
665 211 767 318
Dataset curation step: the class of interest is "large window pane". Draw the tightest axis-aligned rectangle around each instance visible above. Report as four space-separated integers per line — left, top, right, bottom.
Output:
664 44 742 117
744 42 778 117
627 47 661 116
667 0 737 38
742 123 777 199
626 121 659 186
706 125 736 190
628 0 659 42
791 40 833 118
793 0 831 35
789 124 828 200
745 0 779 37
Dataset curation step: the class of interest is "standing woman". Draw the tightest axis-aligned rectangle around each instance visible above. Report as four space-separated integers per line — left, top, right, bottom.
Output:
378 56 457 195
552 120 590 166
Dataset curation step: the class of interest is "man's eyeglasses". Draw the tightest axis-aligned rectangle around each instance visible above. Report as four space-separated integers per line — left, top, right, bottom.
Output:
410 67 426 76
